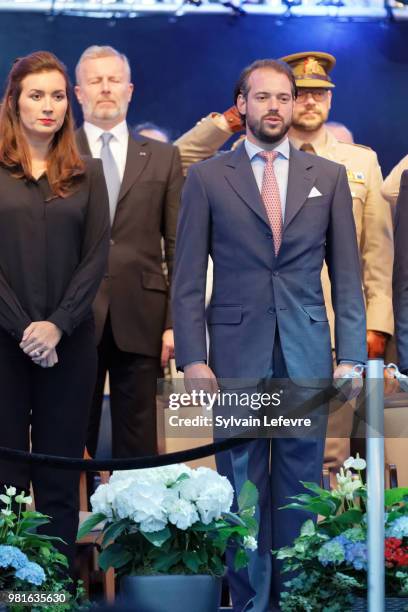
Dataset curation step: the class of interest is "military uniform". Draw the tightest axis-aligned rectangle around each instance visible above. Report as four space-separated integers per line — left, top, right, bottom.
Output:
382 153 408 210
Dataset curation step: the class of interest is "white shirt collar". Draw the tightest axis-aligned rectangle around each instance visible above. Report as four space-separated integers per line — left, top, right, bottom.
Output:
83 119 129 147
244 137 290 161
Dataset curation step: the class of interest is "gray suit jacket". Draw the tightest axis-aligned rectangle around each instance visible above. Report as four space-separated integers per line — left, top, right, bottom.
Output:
172 142 367 384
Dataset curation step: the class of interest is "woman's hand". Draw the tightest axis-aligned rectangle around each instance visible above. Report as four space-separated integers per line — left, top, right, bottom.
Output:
20 321 62 360
32 347 59 368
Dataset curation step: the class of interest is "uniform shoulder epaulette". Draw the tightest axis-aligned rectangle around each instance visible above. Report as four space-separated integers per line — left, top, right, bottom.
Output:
344 142 373 151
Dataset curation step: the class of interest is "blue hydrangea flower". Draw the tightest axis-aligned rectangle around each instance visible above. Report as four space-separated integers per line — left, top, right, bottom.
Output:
0 545 28 570
15 561 46 586
343 527 365 543
344 541 367 571
318 538 346 566
386 516 408 539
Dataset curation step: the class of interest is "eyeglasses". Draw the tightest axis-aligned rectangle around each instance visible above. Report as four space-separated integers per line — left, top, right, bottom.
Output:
296 89 329 102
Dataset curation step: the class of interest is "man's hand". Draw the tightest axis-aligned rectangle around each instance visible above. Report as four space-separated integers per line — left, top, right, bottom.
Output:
184 363 219 395
20 322 62 360
367 330 387 358
33 348 59 368
161 329 175 368
333 362 364 401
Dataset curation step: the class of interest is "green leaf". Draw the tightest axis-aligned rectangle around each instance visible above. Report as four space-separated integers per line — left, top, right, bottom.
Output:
174 473 190 484
141 527 171 548
281 500 335 518
152 550 181 572
238 481 258 512
300 520 315 537
300 481 333 498
18 516 51 532
209 553 225 576
276 546 297 560
234 548 248 571
182 551 201 573
102 519 130 547
98 543 133 571
191 521 218 532
77 512 107 540
384 487 408 507
197 548 208 564
223 512 246 527
331 509 362 525
241 515 259 536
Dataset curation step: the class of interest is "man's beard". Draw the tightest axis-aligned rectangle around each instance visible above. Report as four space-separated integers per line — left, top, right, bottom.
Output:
292 109 326 132
83 99 126 122
246 112 290 144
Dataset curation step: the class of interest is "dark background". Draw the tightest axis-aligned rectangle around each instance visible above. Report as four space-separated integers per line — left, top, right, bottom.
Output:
0 11 407 174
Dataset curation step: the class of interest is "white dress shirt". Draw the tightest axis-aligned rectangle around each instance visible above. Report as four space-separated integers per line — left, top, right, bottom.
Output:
244 137 290 221
83 120 129 182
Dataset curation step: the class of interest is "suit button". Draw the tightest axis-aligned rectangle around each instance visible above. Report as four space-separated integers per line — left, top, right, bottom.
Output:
110 239 115 246
267 307 275 315
103 274 110 279
273 271 279 277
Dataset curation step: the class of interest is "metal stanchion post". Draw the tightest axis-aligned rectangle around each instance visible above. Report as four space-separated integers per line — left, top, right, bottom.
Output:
366 358 385 612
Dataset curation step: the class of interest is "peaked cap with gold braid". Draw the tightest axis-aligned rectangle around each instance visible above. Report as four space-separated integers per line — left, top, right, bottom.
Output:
280 51 336 89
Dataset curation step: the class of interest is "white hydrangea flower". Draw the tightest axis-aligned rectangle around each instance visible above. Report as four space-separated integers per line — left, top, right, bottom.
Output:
166 498 199 530
179 467 233 524
153 464 193 487
139 516 168 533
113 482 169 530
243 536 257 551
90 477 133 519
90 484 114 519
110 464 192 488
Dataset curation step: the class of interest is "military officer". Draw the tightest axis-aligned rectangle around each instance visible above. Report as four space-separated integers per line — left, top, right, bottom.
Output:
382 153 408 210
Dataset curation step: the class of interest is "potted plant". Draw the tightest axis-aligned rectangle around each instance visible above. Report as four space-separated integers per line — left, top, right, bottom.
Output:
275 456 408 611
0 486 85 612
78 464 258 612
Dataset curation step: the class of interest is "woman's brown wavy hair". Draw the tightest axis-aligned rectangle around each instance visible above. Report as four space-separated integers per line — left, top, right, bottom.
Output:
0 51 85 197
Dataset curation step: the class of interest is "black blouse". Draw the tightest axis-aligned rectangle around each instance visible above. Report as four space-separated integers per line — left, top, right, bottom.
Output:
0 158 110 341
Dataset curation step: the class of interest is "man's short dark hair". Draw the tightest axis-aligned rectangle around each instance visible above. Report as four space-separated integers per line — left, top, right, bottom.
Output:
234 58 298 107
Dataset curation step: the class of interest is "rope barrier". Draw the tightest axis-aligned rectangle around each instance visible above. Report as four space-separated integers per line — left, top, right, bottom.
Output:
0 383 339 472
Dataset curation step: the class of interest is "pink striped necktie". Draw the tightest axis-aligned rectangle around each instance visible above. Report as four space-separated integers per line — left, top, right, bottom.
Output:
258 150 283 256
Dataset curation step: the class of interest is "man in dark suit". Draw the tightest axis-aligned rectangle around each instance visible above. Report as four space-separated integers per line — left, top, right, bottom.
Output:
393 171 408 370
172 59 366 611
74 45 183 458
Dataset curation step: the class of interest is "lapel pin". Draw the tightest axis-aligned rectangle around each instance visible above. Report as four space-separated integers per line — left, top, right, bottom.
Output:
139 151 147 156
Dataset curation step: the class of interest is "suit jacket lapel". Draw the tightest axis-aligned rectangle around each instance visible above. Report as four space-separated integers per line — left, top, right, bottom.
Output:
76 127 151 205
224 143 270 227
117 135 151 203
76 127 92 156
284 144 316 230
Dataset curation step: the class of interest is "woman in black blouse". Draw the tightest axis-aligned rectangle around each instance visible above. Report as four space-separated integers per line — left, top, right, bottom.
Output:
0 51 109 571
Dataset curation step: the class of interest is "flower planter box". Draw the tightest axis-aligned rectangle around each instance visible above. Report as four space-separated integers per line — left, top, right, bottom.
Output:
353 597 408 611
121 574 222 612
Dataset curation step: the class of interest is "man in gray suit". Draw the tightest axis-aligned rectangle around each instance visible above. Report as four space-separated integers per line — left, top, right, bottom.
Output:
172 59 366 611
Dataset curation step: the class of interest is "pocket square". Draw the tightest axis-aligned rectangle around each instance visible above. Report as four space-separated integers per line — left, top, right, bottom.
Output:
308 186 323 198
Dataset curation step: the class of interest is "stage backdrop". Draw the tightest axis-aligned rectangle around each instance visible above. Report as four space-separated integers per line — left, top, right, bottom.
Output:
0 11 407 174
